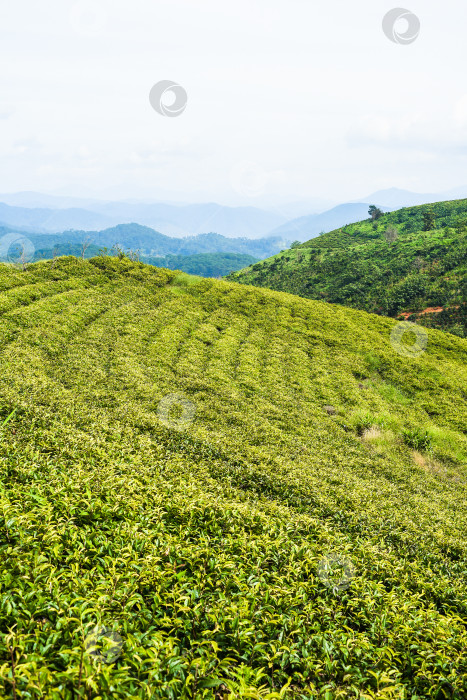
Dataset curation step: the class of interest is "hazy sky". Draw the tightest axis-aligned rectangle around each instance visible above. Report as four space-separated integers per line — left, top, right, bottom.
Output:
1 0 467 206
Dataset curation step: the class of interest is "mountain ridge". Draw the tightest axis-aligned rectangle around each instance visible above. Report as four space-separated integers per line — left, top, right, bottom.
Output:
0 200 287 239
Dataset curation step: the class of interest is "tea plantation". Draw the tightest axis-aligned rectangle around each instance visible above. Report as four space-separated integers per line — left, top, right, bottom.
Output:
227 199 467 337
0 256 466 698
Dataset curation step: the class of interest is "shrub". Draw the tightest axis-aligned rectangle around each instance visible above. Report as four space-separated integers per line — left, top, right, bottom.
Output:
403 427 432 451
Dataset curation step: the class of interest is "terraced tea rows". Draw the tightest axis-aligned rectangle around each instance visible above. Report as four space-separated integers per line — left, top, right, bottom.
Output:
0 256 466 698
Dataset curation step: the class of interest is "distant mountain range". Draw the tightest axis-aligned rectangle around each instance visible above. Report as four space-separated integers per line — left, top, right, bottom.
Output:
0 223 290 261
0 198 287 240
1 187 467 244
355 186 467 209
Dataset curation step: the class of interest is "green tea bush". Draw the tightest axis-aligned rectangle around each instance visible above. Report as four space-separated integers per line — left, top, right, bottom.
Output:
0 257 465 698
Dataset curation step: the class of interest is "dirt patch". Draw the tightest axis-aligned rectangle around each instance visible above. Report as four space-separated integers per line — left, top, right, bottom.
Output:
411 450 463 481
398 305 460 320
412 450 427 467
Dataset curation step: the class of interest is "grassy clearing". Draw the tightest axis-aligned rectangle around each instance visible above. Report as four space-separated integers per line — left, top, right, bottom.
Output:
0 256 466 698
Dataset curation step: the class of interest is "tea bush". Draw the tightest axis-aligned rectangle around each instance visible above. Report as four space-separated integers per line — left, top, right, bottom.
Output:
0 257 465 698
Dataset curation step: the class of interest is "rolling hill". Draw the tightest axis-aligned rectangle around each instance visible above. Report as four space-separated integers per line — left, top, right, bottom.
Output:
0 224 289 262
0 255 465 698
228 199 467 337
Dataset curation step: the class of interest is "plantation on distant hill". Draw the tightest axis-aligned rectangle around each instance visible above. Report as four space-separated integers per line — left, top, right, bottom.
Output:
227 199 467 337
0 255 466 698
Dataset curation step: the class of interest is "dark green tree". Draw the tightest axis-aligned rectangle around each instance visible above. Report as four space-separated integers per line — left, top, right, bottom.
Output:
369 205 383 221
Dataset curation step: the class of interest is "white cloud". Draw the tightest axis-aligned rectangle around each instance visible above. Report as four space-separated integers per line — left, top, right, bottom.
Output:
454 95 467 127
1 0 467 202
347 101 467 155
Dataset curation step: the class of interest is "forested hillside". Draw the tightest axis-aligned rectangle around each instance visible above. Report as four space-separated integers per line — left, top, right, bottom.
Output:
227 199 467 337
7 239 258 278
142 252 259 277
0 224 287 261
0 256 465 698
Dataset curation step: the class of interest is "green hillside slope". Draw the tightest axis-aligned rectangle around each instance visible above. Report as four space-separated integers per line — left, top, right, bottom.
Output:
29 243 259 278
0 256 466 698
227 199 467 337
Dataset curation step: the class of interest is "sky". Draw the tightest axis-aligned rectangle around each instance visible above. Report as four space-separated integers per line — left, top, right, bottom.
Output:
1 0 467 207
